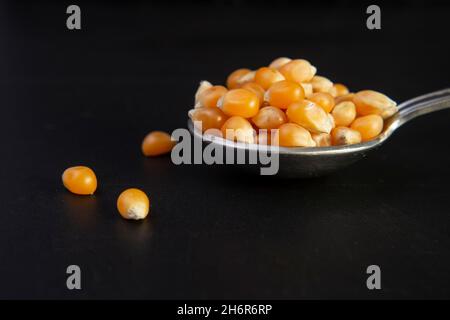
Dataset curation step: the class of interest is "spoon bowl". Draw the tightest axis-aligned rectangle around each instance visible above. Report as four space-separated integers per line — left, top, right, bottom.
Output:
188 89 450 177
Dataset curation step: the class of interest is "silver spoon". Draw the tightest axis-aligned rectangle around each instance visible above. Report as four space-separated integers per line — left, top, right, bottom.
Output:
188 89 450 177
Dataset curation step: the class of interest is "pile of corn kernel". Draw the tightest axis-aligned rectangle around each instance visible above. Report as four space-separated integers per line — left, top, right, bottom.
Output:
189 57 398 147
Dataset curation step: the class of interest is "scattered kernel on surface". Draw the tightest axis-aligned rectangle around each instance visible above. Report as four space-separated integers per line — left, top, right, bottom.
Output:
353 90 397 119
273 123 316 147
265 80 305 109
227 68 252 89
332 101 357 127
189 107 227 132
269 57 292 69
286 100 334 134
141 131 176 156
311 75 333 93
309 92 335 113
219 88 260 118
241 82 265 106
351 114 384 141
254 67 285 90
221 116 255 144
117 188 150 220
331 127 362 146
279 59 315 83
197 85 228 108
251 106 287 129
62 166 97 195
311 132 331 147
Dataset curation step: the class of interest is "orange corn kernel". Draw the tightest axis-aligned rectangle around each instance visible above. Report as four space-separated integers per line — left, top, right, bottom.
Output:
300 83 313 98
117 188 150 220
308 92 335 113
269 57 292 69
331 83 349 97
286 100 334 134
251 106 287 129
265 80 305 109
311 75 333 93
334 93 355 105
219 88 260 118
273 123 316 147
279 59 315 83
328 113 336 129
226 68 252 89
311 132 331 147
331 101 357 127
141 131 176 156
241 82 265 106
189 107 227 132
197 85 228 108
353 90 397 119
331 127 362 146
350 114 384 141
254 67 285 90
221 116 255 143
62 166 97 195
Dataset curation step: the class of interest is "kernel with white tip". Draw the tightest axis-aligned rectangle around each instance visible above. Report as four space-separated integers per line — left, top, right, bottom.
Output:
117 188 150 220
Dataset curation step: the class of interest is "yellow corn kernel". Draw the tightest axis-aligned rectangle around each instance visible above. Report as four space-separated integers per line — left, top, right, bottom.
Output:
279 59 315 83
197 85 228 108
331 127 362 146
189 107 227 132
241 82 265 106
269 57 292 69
311 75 333 93
265 80 305 109
300 83 313 98
332 101 357 127
353 90 397 119
141 131 176 156
286 100 333 134
273 123 316 147
334 93 355 105
117 188 150 220
350 114 384 141
251 106 287 129
330 83 349 97
194 81 212 107
226 68 251 89
221 116 255 143
62 166 97 195
328 113 336 129
254 67 285 90
311 132 331 147
308 92 335 113
219 88 260 118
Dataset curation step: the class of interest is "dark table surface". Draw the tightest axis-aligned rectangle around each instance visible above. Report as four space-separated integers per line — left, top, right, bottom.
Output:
1 1 450 299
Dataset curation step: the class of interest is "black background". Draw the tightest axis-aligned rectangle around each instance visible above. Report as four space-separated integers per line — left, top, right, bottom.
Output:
1 0 450 299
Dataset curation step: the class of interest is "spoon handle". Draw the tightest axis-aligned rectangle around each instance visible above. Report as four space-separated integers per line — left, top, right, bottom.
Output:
396 88 450 127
